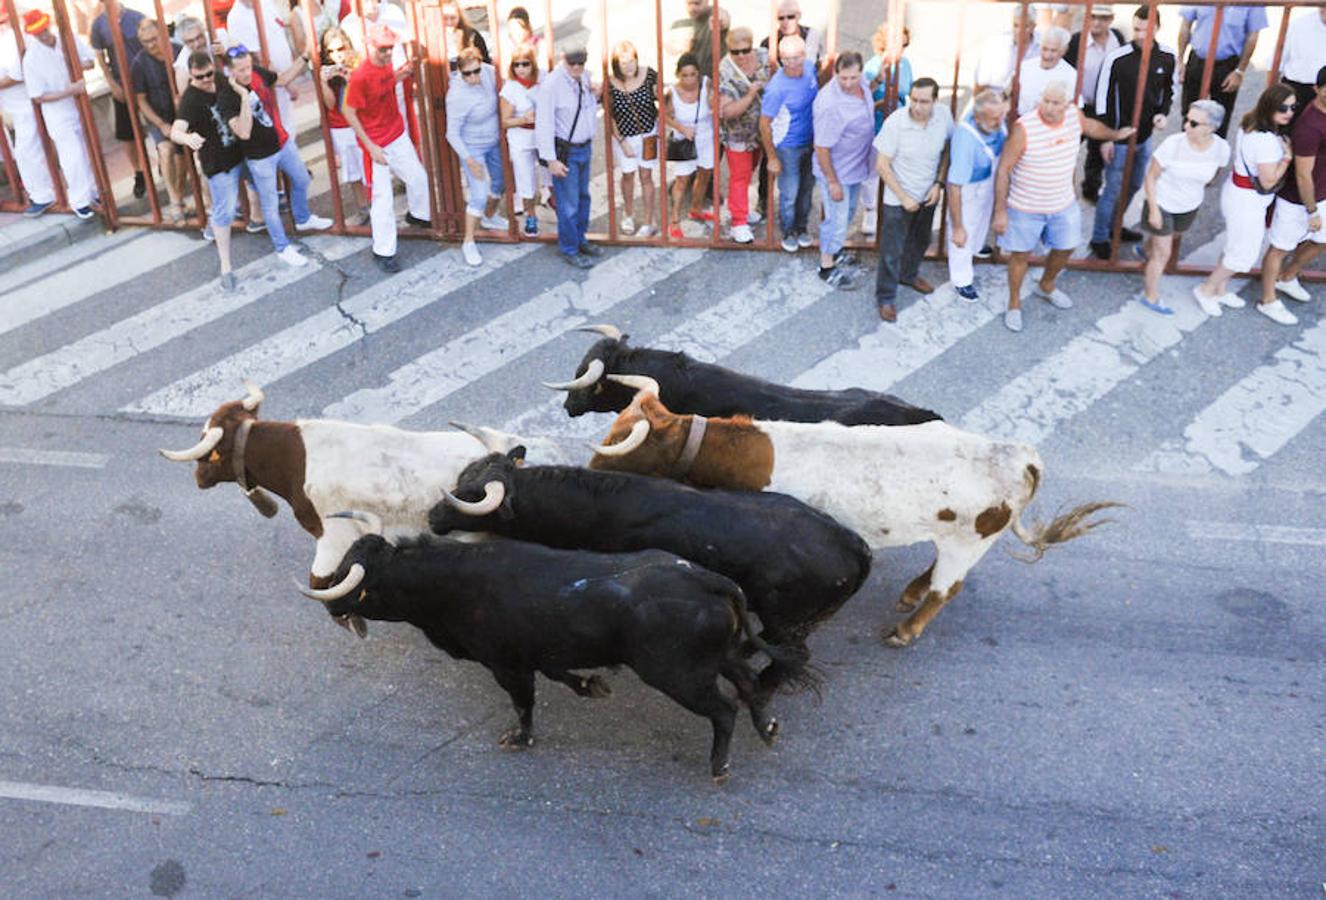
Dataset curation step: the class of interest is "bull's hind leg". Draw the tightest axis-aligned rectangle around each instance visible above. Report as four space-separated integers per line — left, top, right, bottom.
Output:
721 655 780 746
895 562 935 612
489 666 537 749
542 668 613 698
638 664 739 784
884 536 999 648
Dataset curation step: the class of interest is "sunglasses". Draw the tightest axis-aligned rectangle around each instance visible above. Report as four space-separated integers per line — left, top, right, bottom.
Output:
1183 117 1205 128
1278 103 1298 113
730 46 753 55
778 13 798 20
460 67 481 76
512 59 532 66
225 43 249 58
192 69 216 79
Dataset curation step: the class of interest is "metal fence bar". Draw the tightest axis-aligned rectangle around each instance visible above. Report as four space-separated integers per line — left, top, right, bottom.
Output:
104 0 163 224
51 0 116 227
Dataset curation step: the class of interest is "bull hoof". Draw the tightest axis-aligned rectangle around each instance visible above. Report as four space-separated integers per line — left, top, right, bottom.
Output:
498 729 535 751
895 597 919 613
881 626 912 648
581 675 612 699
711 766 731 786
760 717 780 746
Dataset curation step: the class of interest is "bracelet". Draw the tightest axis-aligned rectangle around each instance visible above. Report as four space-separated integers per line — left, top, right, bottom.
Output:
1234 68 1246 76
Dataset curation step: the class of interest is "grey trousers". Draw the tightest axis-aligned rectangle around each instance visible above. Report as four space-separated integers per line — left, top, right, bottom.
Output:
874 201 937 305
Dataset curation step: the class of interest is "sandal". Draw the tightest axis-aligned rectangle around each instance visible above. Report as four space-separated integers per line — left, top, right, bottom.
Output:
1138 296 1174 316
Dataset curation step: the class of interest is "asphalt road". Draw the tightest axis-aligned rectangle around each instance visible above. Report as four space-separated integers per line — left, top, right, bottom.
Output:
0 205 1323 897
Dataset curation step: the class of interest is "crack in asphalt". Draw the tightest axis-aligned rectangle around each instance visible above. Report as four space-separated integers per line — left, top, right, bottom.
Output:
301 242 367 335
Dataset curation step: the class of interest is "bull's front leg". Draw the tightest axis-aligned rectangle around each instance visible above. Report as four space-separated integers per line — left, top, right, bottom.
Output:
489 666 537 750
541 668 613 698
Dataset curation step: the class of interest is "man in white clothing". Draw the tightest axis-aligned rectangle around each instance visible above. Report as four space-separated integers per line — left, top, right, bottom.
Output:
973 5 1038 94
1016 26 1074 115
1280 8 1326 120
20 9 98 219
0 12 57 216
226 0 303 130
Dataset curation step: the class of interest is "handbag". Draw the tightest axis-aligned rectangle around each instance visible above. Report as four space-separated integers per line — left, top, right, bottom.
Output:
642 134 658 160
1239 137 1287 197
666 79 702 161
552 76 584 165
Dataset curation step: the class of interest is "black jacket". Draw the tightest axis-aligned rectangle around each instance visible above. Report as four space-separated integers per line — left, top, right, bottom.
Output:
1093 40 1176 144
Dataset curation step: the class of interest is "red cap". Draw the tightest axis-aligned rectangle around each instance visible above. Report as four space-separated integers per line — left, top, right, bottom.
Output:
23 9 51 34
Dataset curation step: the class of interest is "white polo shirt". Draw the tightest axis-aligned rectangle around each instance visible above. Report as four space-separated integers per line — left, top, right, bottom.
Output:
1280 10 1326 84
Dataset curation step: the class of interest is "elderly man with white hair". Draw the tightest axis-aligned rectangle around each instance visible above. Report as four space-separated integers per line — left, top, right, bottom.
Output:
760 33 820 252
993 80 1134 332
973 3 1038 95
761 0 823 71
1016 25 1075 115
946 89 1007 302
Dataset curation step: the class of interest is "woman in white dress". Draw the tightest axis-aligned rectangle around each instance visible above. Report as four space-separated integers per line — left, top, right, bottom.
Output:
499 44 541 236
663 53 715 238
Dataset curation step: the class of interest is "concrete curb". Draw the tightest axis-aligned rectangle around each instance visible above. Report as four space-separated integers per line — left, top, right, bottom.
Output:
0 213 106 271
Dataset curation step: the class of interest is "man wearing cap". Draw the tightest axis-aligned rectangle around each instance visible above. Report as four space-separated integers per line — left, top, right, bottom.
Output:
343 22 430 274
1258 65 1326 326
0 9 58 217
218 45 331 267
536 46 599 268
20 9 98 219
1067 5 1125 201
1177 5 1266 141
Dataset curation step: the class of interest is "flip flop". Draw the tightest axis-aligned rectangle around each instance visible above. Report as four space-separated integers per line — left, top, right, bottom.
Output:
1138 296 1175 316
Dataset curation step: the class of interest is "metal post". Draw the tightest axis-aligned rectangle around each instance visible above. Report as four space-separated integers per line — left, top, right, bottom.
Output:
1196 5 1224 101
2 0 69 210
404 0 443 240
1107 1 1158 262
1268 3 1293 86
486 0 517 241
104 0 163 223
51 0 116 227
298 0 345 232
1008 0 1029 122
600 0 617 241
707 0 721 248
654 0 670 244
154 0 206 228
0 106 21 209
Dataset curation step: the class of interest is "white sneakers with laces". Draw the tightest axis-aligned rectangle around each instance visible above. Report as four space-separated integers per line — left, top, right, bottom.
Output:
295 214 333 232
1275 277 1312 303
462 240 482 267
479 213 509 231
277 245 308 267
1257 299 1299 326
730 224 754 244
1191 286 1222 317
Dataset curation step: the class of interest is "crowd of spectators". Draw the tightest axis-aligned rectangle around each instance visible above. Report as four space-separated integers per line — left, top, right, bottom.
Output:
1 1 1324 324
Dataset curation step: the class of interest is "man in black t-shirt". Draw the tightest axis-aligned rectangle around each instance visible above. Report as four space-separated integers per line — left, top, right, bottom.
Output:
171 50 247 291
132 19 187 220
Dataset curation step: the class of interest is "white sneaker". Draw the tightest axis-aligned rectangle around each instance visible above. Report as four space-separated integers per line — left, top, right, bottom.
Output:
462 240 482 267
1004 308 1023 332
730 224 754 244
746 209 763 225
636 223 655 238
1257 299 1299 326
277 245 308 267
620 215 636 235
1217 292 1245 309
295 214 333 231
861 210 876 236
1191 286 1222 317
1275 277 1312 302
479 213 508 231
797 232 814 248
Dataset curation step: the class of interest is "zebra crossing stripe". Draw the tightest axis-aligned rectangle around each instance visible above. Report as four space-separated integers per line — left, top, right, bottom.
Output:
958 291 1211 445
1185 520 1326 547
1138 319 1326 476
0 228 144 299
126 242 540 418
0 236 360 407
503 255 836 439
0 231 202 338
324 247 704 424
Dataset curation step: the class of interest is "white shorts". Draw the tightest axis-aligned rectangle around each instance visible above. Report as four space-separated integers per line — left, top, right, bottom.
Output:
667 131 715 178
1218 179 1275 273
1268 196 1326 252
331 126 365 185
614 132 658 174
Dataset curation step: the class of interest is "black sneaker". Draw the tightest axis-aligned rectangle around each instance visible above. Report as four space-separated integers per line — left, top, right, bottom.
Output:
404 212 431 228
133 171 146 199
1089 241 1111 261
373 253 401 273
1119 227 1143 243
955 284 979 301
578 243 604 257
973 244 993 259
562 252 595 269
833 250 861 269
818 265 858 291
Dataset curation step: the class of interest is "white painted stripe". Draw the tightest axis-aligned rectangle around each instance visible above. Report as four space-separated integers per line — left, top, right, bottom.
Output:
1185 520 1326 547
792 274 1005 391
1138 319 1326 476
0 780 191 816
0 446 109 468
0 231 202 337
504 256 835 440
127 242 540 418
960 289 1211 445
325 247 703 424
0 236 361 407
0 228 144 298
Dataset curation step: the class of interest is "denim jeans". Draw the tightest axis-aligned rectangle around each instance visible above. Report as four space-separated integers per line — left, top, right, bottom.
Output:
246 137 313 252
206 163 248 228
874 201 936 305
815 178 861 257
1091 138 1152 244
552 140 592 257
462 143 506 216
775 143 814 236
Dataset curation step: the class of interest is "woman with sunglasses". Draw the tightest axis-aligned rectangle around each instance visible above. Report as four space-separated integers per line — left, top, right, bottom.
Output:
440 0 489 73
499 45 542 236
718 27 770 244
1135 99 1229 315
664 53 716 239
1192 85 1295 319
608 41 659 237
318 27 369 226
447 45 507 266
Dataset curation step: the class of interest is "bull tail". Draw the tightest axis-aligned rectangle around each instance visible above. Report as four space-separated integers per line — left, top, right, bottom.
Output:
723 582 823 699
1008 501 1125 563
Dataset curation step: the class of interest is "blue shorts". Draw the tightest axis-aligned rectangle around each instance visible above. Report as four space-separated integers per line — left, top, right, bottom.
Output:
206 163 249 228
462 143 505 216
998 203 1081 253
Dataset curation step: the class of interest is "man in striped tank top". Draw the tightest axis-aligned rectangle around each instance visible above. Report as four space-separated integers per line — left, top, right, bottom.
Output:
992 82 1134 332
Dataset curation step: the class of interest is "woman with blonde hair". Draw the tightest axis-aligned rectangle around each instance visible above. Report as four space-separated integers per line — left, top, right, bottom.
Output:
440 0 490 71
500 44 543 236
608 40 659 236
318 26 370 225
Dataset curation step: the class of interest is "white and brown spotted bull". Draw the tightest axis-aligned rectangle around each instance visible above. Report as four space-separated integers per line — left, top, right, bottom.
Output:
587 376 1119 647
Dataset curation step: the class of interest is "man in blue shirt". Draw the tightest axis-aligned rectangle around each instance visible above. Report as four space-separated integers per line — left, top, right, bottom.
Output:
759 34 819 252
89 0 147 197
945 89 1007 301
1177 5 1267 139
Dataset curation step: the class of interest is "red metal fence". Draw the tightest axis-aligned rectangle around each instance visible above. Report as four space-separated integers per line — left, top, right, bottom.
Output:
1 0 1321 280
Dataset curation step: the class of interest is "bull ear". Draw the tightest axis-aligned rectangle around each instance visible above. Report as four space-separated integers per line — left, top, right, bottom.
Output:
507 445 527 464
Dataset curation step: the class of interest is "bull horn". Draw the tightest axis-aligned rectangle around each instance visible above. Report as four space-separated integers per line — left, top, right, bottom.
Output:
328 510 384 536
541 358 605 392
158 426 224 462
241 379 265 411
441 480 506 516
574 323 623 341
297 563 365 602
605 374 661 397
448 420 500 453
592 419 651 457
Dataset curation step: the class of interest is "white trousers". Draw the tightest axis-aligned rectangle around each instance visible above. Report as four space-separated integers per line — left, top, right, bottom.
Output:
946 178 994 288
43 113 95 209
370 132 430 257
7 110 56 204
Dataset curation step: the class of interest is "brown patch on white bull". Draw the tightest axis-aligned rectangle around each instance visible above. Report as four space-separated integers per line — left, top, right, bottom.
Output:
975 502 1012 538
936 508 957 522
687 415 773 491
895 562 935 612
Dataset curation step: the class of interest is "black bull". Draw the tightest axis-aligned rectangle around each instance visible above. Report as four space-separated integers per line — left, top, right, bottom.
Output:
550 330 942 425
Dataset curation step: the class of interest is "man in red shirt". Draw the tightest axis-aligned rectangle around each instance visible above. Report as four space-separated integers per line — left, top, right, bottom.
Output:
344 23 431 273
1260 64 1326 325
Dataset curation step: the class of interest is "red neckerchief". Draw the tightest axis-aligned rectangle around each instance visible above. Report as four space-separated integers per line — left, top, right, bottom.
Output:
514 75 537 89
